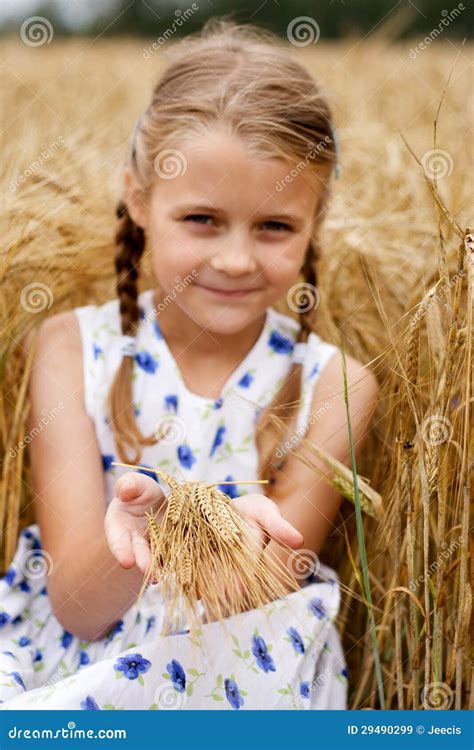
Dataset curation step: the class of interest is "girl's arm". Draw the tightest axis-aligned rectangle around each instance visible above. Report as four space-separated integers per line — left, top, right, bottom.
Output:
25 310 149 642
266 351 380 576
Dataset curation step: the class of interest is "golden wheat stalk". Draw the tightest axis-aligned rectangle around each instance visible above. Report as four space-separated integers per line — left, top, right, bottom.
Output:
111 461 301 632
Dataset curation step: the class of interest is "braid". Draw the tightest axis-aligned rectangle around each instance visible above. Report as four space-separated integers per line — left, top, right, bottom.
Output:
255 239 320 492
106 201 158 464
115 200 145 335
298 239 321 343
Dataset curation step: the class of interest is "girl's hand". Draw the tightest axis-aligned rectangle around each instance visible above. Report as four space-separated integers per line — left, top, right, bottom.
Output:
105 475 304 580
104 472 167 574
233 492 304 552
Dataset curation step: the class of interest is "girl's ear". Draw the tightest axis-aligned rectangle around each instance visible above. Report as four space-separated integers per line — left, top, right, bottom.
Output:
123 168 149 229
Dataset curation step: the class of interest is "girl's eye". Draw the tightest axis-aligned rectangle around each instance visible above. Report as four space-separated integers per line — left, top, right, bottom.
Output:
261 221 291 232
183 214 214 225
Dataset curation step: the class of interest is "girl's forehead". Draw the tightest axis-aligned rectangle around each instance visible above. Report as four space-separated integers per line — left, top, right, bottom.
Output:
151 131 325 214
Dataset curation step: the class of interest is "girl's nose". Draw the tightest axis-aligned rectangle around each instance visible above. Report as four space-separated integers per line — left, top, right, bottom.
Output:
208 233 258 276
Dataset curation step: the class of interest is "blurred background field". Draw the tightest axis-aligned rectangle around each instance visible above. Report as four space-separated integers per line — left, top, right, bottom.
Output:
1 1 472 710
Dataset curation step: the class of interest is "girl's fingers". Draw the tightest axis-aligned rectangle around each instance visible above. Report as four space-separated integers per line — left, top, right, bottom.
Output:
236 495 304 549
131 528 151 575
105 515 135 568
115 472 165 508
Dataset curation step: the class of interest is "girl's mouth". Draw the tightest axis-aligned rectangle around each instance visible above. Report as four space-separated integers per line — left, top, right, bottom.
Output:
195 284 262 299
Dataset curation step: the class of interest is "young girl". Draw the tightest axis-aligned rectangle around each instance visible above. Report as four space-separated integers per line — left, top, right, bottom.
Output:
0 21 378 710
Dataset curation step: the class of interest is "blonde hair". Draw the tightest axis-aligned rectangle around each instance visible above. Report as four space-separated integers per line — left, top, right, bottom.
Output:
108 19 338 488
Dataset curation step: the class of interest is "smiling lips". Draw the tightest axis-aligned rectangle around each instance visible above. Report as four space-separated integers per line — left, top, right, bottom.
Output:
196 284 261 298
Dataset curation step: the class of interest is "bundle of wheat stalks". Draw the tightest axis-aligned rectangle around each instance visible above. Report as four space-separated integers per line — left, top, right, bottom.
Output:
0 35 471 708
111 462 304 633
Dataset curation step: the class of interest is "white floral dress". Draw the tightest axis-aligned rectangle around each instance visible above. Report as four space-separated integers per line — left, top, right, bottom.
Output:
0 288 348 710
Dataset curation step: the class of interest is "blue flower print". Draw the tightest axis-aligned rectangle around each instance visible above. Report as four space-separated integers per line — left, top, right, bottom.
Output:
251 634 276 673
177 445 196 469
61 630 73 649
217 475 238 499
210 425 226 458
21 528 41 549
164 394 178 413
19 580 31 593
114 653 151 681
238 372 254 388
2 566 15 586
310 362 320 378
145 615 156 635
101 454 114 472
300 681 311 699
166 658 186 693
137 465 159 483
139 305 146 321
106 619 124 643
341 666 349 679
214 397 223 409
308 597 326 619
2 651 16 659
135 350 158 374
224 678 244 710
9 672 26 691
93 343 102 360
18 636 31 647
79 650 90 668
81 695 100 710
287 627 305 654
33 649 42 664
268 330 294 355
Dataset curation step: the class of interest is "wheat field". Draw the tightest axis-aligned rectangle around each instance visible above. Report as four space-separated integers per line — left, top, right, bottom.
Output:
1 33 472 710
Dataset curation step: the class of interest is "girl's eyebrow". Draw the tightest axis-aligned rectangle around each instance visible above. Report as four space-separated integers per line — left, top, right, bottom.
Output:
175 203 222 214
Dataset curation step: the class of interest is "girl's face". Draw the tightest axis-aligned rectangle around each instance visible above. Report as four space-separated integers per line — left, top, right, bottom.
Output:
127 130 328 336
